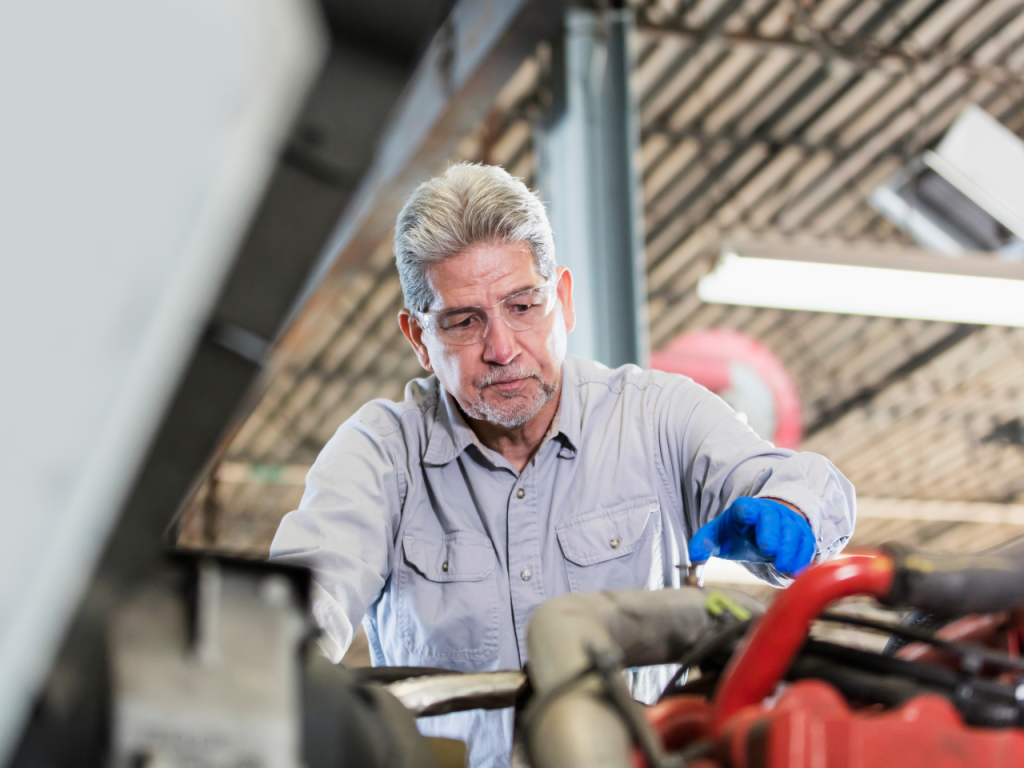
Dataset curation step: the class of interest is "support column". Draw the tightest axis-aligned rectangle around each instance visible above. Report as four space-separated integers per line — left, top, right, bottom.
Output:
534 8 648 368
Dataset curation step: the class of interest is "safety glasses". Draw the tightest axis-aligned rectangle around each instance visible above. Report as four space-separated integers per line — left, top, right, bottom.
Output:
416 280 559 346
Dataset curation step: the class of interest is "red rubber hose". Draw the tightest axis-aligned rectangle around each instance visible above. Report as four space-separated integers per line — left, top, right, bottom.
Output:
711 553 894 733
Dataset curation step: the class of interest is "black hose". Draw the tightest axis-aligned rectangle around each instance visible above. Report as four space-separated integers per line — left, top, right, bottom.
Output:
802 638 1021 702
882 542 1024 617
658 619 753 702
790 642 1023 728
816 612 1024 672
788 656 929 707
878 535 1024 653
881 610 948 656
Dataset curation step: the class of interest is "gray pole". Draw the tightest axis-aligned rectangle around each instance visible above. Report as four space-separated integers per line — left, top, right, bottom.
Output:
534 8 649 368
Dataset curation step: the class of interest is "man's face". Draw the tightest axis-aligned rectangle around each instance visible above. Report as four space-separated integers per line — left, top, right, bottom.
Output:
399 241 575 429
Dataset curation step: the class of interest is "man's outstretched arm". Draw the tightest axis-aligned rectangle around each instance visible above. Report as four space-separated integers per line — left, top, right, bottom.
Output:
653 374 855 581
269 415 400 662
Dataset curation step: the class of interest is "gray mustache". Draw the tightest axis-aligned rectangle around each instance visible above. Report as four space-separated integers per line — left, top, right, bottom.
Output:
477 364 539 389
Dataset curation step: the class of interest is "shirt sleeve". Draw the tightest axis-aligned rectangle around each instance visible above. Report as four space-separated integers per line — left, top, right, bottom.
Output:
652 373 855 578
268 413 402 662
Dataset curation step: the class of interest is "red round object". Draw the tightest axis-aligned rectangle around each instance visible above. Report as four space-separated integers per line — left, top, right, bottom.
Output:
649 329 802 448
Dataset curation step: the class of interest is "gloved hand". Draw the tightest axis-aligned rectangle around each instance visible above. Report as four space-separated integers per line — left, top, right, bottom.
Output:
688 497 815 576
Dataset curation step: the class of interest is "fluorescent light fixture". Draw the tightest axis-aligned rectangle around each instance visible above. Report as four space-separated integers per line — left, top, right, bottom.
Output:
698 241 1024 327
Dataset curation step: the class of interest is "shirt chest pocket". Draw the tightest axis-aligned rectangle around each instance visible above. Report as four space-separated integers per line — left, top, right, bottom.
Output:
556 498 662 594
397 531 500 665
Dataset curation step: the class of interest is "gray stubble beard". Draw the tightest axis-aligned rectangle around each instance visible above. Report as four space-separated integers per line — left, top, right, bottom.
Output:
464 363 558 428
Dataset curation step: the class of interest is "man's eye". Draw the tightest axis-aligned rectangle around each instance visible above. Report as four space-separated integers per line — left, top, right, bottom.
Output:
509 302 537 314
441 314 478 330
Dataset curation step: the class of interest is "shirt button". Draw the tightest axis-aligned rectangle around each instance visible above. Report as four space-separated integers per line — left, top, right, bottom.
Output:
520 569 532 581
609 537 621 549
516 488 525 499
441 561 449 572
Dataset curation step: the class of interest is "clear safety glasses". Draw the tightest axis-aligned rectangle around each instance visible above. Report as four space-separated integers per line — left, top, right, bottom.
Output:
416 280 559 346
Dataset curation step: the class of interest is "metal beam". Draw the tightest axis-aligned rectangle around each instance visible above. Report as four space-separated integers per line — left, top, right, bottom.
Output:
534 8 650 368
279 0 566 361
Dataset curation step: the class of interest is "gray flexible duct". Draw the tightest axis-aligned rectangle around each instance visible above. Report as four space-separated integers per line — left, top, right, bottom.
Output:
524 587 763 768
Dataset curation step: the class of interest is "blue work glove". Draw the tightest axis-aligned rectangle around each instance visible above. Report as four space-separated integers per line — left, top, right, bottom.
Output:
688 497 815 576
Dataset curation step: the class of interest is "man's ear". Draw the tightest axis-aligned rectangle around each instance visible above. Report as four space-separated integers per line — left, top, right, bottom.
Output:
398 309 433 371
556 266 576 333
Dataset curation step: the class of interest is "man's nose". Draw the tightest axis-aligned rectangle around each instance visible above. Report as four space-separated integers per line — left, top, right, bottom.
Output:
482 314 519 365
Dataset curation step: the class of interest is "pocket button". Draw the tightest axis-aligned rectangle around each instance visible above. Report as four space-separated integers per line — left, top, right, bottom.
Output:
441 560 449 572
609 537 621 549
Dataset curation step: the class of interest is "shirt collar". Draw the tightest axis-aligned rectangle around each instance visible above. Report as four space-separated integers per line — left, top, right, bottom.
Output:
422 360 581 466
422 381 475 466
554 356 580 458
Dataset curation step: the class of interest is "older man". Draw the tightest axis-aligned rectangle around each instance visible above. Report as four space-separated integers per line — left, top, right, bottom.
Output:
269 163 855 766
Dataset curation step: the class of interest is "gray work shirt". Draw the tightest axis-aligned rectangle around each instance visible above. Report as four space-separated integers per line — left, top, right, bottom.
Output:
269 355 855 767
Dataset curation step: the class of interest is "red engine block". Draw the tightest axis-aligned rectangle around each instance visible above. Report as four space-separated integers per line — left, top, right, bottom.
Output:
718 680 1024 768
642 554 1024 768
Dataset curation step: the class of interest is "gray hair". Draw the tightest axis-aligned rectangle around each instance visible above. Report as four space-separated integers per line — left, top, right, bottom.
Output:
394 162 556 312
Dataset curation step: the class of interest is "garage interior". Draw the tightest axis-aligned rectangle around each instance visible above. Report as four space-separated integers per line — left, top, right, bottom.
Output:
7 0 1024 765
178 0 1024 608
